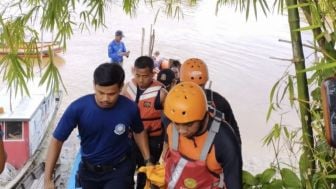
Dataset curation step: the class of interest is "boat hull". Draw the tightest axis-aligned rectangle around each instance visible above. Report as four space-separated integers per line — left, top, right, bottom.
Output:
0 42 63 58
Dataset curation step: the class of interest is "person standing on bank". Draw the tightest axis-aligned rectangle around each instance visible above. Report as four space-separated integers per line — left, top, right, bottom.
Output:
44 63 151 189
122 56 167 189
108 30 130 66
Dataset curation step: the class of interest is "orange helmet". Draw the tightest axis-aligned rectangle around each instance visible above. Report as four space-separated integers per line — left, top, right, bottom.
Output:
180 58 208 85
164 82 207 123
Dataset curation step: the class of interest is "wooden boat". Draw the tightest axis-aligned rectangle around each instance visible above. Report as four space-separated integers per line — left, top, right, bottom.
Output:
0 42 63 58
0 79 62 188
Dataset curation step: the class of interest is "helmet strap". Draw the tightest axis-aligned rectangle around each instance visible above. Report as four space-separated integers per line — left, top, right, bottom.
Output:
193 113 209 137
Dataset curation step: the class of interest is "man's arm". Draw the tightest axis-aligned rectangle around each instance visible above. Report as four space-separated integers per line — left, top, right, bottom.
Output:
133 130 151 162
215 124 242 189
121 43 130 57
159 141 168 164
208 89 241 144
159 88 168 107
0 140 6 173
44 137 64 189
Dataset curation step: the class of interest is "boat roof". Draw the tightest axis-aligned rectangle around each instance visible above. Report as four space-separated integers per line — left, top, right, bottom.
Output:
0 79 51 121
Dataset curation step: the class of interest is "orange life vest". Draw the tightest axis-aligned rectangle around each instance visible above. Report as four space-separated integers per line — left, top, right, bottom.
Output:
165 119 225 189
124 79 163 136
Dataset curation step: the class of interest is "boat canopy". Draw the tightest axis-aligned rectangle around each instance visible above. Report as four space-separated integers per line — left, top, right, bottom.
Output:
0 80 52 121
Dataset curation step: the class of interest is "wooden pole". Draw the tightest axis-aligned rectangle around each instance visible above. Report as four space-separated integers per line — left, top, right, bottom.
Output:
141 28 145 56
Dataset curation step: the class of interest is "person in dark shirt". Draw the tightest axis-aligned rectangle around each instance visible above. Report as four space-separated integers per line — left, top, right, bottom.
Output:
169 59 181 83
44 63 151 189
180 57 241 144
162 82 242 189
156 68 177 130
156 68 177 91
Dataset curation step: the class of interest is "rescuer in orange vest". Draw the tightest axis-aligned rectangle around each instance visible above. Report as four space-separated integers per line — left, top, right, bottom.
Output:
162 82 242 189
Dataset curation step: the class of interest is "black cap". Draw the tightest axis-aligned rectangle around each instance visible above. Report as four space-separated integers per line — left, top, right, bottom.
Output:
157 69 175 87
115 30 124 37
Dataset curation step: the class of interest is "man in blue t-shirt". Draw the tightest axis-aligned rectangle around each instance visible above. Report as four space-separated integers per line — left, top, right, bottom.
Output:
108 30 130 66
44 63 151 189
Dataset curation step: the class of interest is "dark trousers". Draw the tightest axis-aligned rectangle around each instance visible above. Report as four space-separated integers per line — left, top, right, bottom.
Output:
77 157 135 189
111 61 123 66
133 135 164 189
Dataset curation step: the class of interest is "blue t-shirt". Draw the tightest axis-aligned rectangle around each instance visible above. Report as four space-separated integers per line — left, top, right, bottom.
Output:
108 40 126 63
53 95 143 165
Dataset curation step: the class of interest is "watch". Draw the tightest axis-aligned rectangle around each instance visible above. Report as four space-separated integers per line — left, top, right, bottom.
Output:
144 156 152 164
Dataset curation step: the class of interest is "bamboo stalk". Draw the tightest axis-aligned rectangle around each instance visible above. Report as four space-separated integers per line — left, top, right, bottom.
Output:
286 0 315 187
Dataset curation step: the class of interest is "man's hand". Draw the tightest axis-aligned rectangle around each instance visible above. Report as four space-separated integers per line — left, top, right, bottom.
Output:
125 51 130 58
144 156 154 166
44 179 55 189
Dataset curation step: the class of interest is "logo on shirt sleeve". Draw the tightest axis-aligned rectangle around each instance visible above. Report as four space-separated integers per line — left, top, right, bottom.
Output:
114 123 126 135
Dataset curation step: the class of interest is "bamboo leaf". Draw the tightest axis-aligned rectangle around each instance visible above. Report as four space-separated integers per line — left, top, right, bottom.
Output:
297 62 336 73
259 0 269 16
293 25 321 32
243 170 257 185
260 168 276 183
280 168 301 188
279 82 288 102
325 174 336 179
246 0 250 20
286 2 311 9
273 123 281 139
266 103 274 121
284 126 290 138
288 76 294 107
253 0 258 20
270 80 280 103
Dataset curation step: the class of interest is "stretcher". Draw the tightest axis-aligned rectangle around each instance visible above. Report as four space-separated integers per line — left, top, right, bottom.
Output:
321 77 336 148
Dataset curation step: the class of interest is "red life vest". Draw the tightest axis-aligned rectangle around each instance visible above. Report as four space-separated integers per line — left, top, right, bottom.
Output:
165 119 225 189
124 79 163 136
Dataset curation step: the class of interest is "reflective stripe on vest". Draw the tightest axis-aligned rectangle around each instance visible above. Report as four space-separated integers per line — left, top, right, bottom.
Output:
139 86 162 101
167 158 188 189
125 80 162 102
125 81 137 101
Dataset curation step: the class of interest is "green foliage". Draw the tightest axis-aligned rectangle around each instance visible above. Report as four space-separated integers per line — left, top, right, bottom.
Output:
215 0 269 19
243 168 281 189
0 14 38 96
39 47 67 94
243 168 304 189
280 168 301 188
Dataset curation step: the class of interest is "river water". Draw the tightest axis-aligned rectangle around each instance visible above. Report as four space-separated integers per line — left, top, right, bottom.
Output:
50 0 314 183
